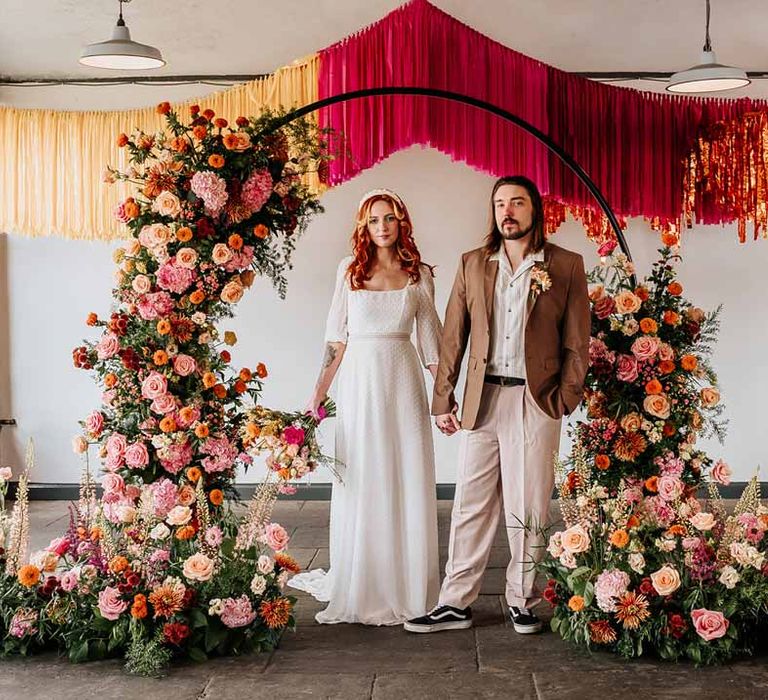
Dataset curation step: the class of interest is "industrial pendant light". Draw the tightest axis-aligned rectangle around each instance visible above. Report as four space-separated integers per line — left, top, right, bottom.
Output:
79 0 165 70
667 0 749 93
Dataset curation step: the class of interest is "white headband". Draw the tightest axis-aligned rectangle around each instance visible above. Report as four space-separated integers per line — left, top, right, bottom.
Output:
358 188 405 211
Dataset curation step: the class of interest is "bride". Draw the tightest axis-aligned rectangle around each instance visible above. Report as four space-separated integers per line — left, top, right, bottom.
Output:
289 188 441 625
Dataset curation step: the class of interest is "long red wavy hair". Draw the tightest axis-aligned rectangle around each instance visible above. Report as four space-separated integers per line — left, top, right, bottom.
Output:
347 194 431 290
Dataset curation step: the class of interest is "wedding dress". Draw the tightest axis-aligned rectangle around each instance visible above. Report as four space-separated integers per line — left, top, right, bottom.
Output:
289 256 441 624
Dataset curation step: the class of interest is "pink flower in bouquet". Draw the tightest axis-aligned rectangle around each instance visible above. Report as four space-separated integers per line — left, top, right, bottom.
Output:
182 552 214 582
113 200 134 223
138 223 172 249
224 245 255 273
149 478 178 518
278 483 298 495
137 291 175 320
156 258 196 294
593 295 616 320
283 425 306 446
205 526 223 547
191 170 228 215
96 332 121 360
656 452 684 477
263 523 290 552
9 609 38 638
200 437 239 473
595 569 630 613
84 411 105 436
101 472 125 496
658 342 675 361
631 336 660 362
124 442 150 468
691 608 729 641
47 536 71 557
220 595 256 628
175 406 200 428
597 240 617 257
158 440 193 474
176 247 198 269
106 433 127 458
645 495 675 527
616 354 639 382
151 393 178 415
315 404 328 422
241 168 273 214
173 354 197 377
98 586 128 620
59 569 80 593
711 459 732 486
689 512 716 531
102 390 117 408
657 475 683 502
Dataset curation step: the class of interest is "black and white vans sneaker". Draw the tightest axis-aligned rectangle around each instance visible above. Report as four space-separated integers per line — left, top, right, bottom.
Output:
404 605 472 633
509 606 542 634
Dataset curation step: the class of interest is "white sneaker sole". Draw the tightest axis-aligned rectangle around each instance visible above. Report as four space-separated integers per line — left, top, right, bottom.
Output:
403 619 473 633
512 622 543 634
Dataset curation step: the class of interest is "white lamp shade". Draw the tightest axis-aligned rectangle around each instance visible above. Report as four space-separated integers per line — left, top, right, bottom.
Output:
667 50 750 93
79 23 164 70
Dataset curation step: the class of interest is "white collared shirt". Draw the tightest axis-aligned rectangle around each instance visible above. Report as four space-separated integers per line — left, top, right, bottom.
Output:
486 247 545 378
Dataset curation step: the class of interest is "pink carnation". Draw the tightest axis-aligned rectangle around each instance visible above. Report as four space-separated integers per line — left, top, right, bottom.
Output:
156 258 196 294
219 595 256 628
191 171 228 215
241 168 273 214
137 291 175 320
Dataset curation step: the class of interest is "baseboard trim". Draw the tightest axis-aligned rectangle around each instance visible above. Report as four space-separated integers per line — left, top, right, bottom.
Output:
6 481 763 501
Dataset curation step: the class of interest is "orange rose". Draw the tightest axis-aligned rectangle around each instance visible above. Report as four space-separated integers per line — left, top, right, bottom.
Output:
645 476 659 493
195 423 210 439
658 360 675 374
643 393 671 419
680 354 698 371
595 454 611 471
109 555 129 574
117 133 129 147
239 368 252 382
667 281 683 296
213 384 227 399
176 226 193 242
614 291 642 315
234 380 247 394
645 379 662 395
228 233 244 250
634 286 650 302
209 489 224 506
104 373 118 388
190 290 205 305
223 133 239 150
256 362 268 378
661 231 679 247
159 416 177 433
175 525 196 540
620 412 642 432
609 529 629 548
663 310 679 325
208 154 225 168
639 318 658 334
568 595 585 612
153 350 169 365
193 125 208 140
18 564 41 587
186 466 202 482
157 319 171 335
124 201 140 219
246 422 260 439
220 279 244 304
178 484 196 506
700 387 720 408
202 372 216 389
253 224 269 239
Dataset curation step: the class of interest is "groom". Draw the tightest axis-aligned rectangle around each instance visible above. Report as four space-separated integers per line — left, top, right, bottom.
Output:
405 175 590 634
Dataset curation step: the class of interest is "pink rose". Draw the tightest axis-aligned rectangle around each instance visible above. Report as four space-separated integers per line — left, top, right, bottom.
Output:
597 240 617 257
102 473 125 495
98 586 128 621
151 393 178 415
124 442 150 468
173 354 197 377
96 332 120 360
60 570 80 592
616 354 639 382
105 433 127 457
84 411 104 437
691 608 729 641
657 475 683 502
711 459 732 486
593 296 616 320
131 274 152 294
141 372 168 400
176 247 198 269
47 537 71 556
631 336 660 362
104 452 124 471
138 223 172 249
263 523 290 552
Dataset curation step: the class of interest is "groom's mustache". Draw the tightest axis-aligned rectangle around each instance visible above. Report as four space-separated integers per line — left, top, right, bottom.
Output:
502 217 518 227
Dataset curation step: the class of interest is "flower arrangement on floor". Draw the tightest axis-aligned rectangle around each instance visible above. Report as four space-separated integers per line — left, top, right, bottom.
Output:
0 102 330 674
540 241 768 664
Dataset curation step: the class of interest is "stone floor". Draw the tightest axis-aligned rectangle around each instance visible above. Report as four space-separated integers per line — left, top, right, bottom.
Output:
2 499 767 699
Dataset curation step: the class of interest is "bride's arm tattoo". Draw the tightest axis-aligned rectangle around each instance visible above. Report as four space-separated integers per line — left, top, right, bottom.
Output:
322 343 338 368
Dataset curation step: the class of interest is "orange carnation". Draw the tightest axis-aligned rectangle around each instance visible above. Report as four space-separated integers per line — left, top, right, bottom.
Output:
186 466 202 482
157 319 171 335
568 595 585 612
131 594 148 619
193 125 208 140
209 489 224 506
176 226 193 242
610 530 629 548
234 380 247 394
661 231 679 247
645 379 663 395
86 312 98 326
667 281 683 296
595 454 611 471
645 476 659 493
639 318 658 334
658 360 675 375
213 384 227 399
159 416 177 433
627 514 640 529
256 362 268 378
156 101 171 115
202 372 217 389
253 224 269 239
239 368 252 382
17 564 41 587
117 133 129 147
246 422 260 439
666 524 687 537
109 555 129 574
194 423 210 439
634 286 650 302
208 154 225 168
170 136 188 153
189 290 205 305
178 406 196 424
223 133 239 150
153 350 169 365
123 201 140 219
175 525 196 541
681 355 698 371
663 310 679 325
104 373 118 388
228 233 243 250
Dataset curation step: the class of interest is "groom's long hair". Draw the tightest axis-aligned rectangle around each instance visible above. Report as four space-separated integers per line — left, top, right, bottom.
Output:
484 175 546 258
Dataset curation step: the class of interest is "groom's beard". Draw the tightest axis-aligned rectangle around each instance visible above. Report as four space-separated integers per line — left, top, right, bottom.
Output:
499 218 534 241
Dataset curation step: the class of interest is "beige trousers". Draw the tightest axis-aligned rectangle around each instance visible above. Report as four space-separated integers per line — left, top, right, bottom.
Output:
438 382 561 609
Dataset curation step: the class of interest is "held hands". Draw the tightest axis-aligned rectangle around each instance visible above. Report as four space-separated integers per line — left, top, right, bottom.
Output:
305 393 327 417
435 406 461 436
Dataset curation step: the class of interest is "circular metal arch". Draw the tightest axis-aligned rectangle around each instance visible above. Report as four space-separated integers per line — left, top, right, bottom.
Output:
268 86 633 267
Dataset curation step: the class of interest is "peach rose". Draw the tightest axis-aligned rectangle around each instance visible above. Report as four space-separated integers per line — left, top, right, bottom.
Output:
176 247 198 269
690 512 716 531
151 191 181 219
173 354 197 377
132 274 152 294
125 239 141 256
72 436 88 454
643 393 671 419
691 608 729 641
138 223 173 249
658 342 674 361
151 394 177 415
177 484 196 506
561 523 590 554
220 279 245 304
710 459 732 486
686 307 706 324
700 387 720 408
620 412 643 432
182 552 214 582
211 243 233 266
614 291 642 315
631 335 660 362
263 523 290 552
166 505 192 526
650 565 681 596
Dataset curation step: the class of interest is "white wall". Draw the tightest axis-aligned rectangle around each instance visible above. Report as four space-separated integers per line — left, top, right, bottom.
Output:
2 143 768 484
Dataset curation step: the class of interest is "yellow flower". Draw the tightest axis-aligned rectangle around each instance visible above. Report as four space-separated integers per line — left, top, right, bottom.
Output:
223 331 238 346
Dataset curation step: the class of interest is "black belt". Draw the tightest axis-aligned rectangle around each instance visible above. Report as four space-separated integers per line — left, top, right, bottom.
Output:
484 375 525 387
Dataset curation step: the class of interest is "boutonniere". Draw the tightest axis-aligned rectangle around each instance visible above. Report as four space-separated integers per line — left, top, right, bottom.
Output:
529 261 552 302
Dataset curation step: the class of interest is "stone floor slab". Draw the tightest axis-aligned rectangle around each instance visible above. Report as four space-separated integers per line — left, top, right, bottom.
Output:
204 671 374 699
373 671 536 699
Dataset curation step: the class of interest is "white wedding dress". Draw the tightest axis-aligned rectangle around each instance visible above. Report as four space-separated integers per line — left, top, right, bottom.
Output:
289 256 441 625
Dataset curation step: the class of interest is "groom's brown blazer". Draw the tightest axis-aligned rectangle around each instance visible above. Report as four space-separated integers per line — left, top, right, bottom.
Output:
432 242 591 428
